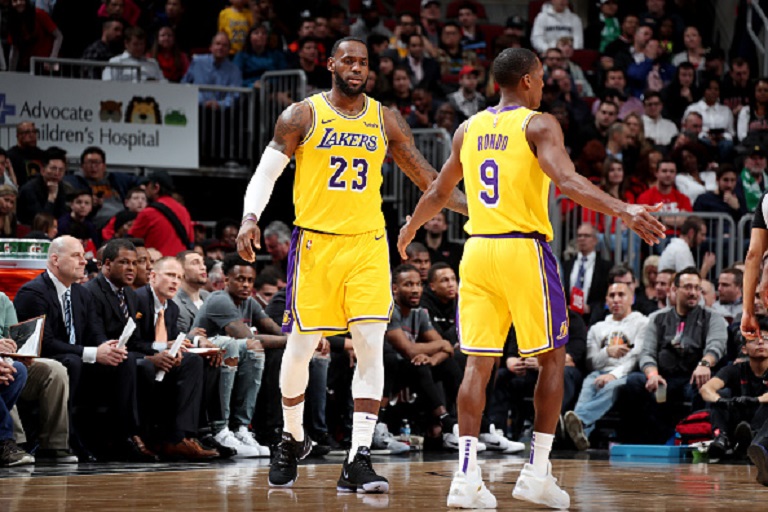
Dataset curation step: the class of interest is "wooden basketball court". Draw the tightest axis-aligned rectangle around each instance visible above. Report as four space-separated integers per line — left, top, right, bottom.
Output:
2 451 766 510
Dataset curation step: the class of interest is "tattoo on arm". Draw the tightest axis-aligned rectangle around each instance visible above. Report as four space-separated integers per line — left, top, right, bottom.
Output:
268 101 310 155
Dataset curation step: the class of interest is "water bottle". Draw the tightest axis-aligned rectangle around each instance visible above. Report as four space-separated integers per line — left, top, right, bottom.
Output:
400 419 411 445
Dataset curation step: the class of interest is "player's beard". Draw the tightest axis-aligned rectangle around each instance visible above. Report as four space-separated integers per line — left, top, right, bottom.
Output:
334 69 367 97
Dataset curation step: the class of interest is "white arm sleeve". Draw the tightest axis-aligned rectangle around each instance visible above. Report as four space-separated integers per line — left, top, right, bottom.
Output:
242 146 291 220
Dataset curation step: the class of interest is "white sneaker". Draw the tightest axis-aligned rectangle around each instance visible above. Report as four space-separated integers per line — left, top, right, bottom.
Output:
371 423 410 455
444 425 487 452
512 462 570 510
447 467 497 509
235 426 271 457
563 411 589 451
214 427 260 458
479 425 525 454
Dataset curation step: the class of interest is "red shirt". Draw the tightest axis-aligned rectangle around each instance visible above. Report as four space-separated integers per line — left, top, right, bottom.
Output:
636 186 692 235
128 196 193 257
10 9 57 71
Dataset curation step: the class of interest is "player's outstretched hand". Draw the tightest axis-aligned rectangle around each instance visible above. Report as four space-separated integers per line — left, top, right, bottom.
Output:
741 311 760 341
397 216 416 260
621 203 666 245
237 220 261 263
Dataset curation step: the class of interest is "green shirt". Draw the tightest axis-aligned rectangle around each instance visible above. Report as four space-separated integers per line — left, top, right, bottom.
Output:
0 291 19 337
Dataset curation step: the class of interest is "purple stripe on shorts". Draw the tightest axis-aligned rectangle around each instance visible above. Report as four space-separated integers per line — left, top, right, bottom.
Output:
281 227 301 334
539 241 569 350
470 231 546 242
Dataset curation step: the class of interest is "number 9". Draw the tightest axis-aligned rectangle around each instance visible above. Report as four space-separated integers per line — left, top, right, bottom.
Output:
479 159 499 207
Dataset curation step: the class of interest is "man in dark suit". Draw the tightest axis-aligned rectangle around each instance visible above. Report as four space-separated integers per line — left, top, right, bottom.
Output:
562 223 611 327
16 147 68 225
13 235 155 462
133 255 217 460
404 33 443 98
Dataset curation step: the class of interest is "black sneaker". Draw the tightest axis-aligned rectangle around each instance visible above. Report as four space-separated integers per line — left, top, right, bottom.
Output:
268 432 312 487
748 444 768 487
1 439 35 467
337 447 389 494
200 434 237 459
734 422 754 456
709 433 730 460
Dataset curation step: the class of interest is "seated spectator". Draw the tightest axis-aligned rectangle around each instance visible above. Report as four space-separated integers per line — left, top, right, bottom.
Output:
683 78 735 161
17 146 67 226
0 148 18 191
192 254 287 457
739 78 768 145
253 271 279 309
556 36 594 98
603 13 638 62
548 67 591 127
384 264 462 447
97 0 139 26
700 318 768 462
0 185 17 237
612 23 652 79
604 121 628 163
564 282 648 449
182 33 242 108
403 242 431 284
490 309 587 440
591 68 644 120
671 26 707 72
404 33 442 98
636 159 692 233
713 268 744 322
417 210 463 274
262 220 291 274
626 38 675 98
350 0 392 42
152 0 194 53
457 3 486 59
407 87 439 129
63 146 137 227
101 186 147 242
389 11 421 60
128 171 193 257
585 0 620 53
722 58 751 120
57 190 98 243
578 100 618 151
218 0 253 56
420 0 442 48
658 216 715 277
8 0 62 72
81 17 124 62
289 17 326 64
148 26 189 83
693 164 746 224
435 102 459 135
640 255 660 306
389 66 413 117
620 267 726 444
736 145 768 212
673 143 716 204
420 262 458 344
601 157 633 203
28 212 57 240
563 222 611 324
234 24 287 89
290 37 331 94
640 0 684 40
531 0 583 55
642 91 678 146
7 121 45 188
653 268 674 310
103 26 164 82
14 236 156 462
661 62 699 126
0 349 29 466
437 21 463 76
1 291 75 464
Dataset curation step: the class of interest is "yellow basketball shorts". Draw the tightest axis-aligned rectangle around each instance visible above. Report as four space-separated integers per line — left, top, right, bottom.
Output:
282 227 394 335
457 233 569 358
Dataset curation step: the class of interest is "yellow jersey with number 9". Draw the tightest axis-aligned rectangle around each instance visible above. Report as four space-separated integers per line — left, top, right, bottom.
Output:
459 106 553 241
293 92 388 235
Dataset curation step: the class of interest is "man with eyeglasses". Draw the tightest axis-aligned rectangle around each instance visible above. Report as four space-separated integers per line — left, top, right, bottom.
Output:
562 223 611 325
7 121 45 188
619 267 727 444
17 146 68 225
642 91 678 145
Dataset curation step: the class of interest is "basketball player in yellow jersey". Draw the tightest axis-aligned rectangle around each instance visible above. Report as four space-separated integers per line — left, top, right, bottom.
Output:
236 37 467 493
398 48 667 509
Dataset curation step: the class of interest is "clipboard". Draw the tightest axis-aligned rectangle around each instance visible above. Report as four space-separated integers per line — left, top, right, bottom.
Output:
1 315 44 359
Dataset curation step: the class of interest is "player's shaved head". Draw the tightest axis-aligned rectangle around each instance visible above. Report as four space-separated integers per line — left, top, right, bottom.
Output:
493 48 539 88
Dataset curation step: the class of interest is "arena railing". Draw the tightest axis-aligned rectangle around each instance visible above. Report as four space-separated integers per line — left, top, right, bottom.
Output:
196 84 256 168
737 213 754 263
748 1 768 76
257 70 308 156
30 56 143 81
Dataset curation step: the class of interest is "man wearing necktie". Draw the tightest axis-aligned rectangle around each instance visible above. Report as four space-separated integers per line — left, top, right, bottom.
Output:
14 236 153 462
134 256 217 460
563 223 612 326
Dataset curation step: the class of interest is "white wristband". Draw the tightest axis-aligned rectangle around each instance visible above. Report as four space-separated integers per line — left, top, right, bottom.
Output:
243 146 291 220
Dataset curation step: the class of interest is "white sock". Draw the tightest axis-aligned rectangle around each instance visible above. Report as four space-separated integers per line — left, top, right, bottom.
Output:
282 401 305 442
349 412 378 463
458 436 478 476
529 431 554 477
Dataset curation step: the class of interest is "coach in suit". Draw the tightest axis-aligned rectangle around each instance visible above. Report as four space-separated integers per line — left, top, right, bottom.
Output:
562 223 612 326
13 236 155 461
133 255 216 460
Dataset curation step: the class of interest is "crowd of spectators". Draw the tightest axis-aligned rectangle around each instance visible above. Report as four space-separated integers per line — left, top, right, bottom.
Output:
2 0 768 469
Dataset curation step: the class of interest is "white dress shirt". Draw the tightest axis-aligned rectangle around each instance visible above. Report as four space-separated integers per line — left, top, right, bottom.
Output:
658 237 695 272
569 251 596 299
642 114 679 145
46 270 97 363
683 100 735 140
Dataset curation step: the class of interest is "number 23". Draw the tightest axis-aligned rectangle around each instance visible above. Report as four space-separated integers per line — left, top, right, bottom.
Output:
329 157 368 191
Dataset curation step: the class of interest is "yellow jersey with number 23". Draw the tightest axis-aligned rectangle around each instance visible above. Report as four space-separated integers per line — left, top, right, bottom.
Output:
293 92 388 235
460 105 553 241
